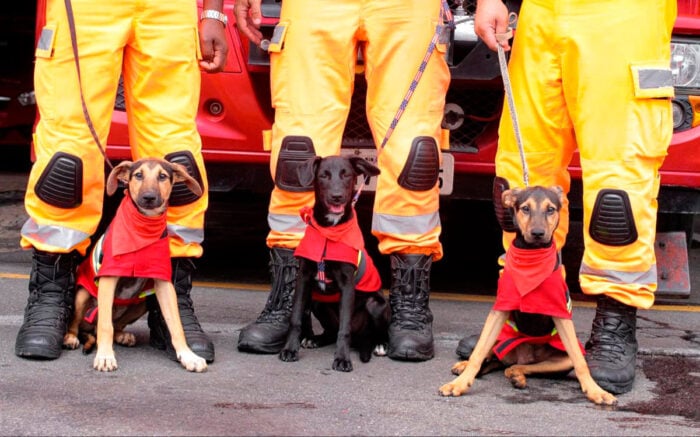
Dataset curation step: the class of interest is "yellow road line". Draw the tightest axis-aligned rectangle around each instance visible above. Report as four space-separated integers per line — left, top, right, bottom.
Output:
2 272 698 312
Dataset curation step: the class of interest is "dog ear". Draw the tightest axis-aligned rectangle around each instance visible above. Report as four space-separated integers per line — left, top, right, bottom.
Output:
349 156 380 178
171 162 203 197
501 188 519 209
551 185 565 205
106 161 133 196
297 156 322 189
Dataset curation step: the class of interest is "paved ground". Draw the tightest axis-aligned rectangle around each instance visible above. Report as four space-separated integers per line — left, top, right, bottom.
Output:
1 159 700 436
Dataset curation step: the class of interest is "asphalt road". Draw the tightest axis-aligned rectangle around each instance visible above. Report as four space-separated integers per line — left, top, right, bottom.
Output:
1 152 700 435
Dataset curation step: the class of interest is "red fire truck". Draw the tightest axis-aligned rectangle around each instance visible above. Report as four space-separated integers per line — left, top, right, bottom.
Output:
1 1 698 296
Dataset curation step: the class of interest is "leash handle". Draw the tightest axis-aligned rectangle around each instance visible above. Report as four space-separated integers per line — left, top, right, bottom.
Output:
495 13 528 187
64 0 114 170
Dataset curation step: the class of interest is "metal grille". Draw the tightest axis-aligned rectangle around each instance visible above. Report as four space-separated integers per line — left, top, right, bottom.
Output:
341 77 503 151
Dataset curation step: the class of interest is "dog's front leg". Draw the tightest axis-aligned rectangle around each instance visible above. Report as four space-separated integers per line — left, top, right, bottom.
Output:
154 280 207 372
280 258 314 362
439 310 509 396
94 277 118 372
332 264 356 372
553 317 617 406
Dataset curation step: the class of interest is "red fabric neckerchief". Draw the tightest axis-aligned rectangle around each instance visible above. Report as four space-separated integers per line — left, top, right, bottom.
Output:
504 242 558 296
111 193 168 256
300 206 364 252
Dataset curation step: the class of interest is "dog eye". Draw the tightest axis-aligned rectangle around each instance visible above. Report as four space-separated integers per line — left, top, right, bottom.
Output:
520 205 530 214
158 173 169 181
133 171 143 180
547 206 556 215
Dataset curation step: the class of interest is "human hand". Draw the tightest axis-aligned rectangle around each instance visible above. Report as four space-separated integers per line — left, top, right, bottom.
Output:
474 0 511 52
234 0 264 46
199 20 229 73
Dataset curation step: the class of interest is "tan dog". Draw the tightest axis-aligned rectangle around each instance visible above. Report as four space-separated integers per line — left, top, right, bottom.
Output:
439 185 617 405
63 158 207 373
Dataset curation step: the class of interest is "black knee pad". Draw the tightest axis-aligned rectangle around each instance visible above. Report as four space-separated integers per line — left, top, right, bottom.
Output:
589 189 638 246
35 152 83 208
275 136 317 192
492 176 518 233
397 137 440 191
164 151 204 207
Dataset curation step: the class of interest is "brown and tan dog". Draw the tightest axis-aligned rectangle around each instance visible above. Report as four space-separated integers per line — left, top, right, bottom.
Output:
438 185 617 405
63 158 207 373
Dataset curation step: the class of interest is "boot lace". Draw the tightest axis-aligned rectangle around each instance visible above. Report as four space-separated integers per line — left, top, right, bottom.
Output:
586 299 637 364
23 253 75 328
389 257 433 330
256 251 298 324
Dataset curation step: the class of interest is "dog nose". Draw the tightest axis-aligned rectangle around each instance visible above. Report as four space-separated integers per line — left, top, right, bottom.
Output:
331 194 344 204
141 193 157 204
531 229 545 239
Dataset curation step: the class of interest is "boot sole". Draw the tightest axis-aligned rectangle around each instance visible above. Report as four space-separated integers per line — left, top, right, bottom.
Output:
237 339 285 354
595 377 635 395
387 347 434 362
15 344 61 360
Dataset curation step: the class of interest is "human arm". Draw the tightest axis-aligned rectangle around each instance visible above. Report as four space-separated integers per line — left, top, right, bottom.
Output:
199 0 229 73
474 0 511 51
233 0 264 46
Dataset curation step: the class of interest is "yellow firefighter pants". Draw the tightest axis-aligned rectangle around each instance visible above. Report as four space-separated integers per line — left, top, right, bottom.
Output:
265 0 451 259
496 0 676 308
23 0 207 258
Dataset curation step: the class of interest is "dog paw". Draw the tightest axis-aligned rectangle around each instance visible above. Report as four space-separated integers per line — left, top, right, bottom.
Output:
279 349 299 362
114 331 137 347
301 338 318 349
177 350 208 373
438 379 471 397
373 343 387 357
93 353 118 372
63 333 80 350
332 357 353 372
582 382 618 406
451 360 469 376
504 366 528 389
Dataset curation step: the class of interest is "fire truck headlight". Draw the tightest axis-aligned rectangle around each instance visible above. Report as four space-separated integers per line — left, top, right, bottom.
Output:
671 41 700 88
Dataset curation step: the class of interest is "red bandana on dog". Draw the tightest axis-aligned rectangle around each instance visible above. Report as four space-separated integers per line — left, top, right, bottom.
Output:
75 195 171 323
92 195 171 281
494 243 572 319
294 206 381 302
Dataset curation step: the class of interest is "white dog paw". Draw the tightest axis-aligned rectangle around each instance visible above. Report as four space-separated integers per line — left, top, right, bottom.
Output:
373 343 387 357
177 350 208 373
93 353 118 372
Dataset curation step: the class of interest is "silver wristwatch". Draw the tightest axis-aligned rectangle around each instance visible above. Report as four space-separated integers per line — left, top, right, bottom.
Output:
200 10 228 26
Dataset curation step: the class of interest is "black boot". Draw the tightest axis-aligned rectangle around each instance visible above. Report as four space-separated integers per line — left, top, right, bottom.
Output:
585 295 638 394
237 247 298 353
387 253 434 361
149 257 215 363
15 249 78 359
455 334 478 360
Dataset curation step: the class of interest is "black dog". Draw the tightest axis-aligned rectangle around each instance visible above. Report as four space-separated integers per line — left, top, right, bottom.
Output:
279 156 390 372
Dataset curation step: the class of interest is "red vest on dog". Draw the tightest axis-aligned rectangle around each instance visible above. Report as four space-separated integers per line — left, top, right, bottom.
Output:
494 243 572 319
75 195 171 322
294 206 382 303
492 242 583 358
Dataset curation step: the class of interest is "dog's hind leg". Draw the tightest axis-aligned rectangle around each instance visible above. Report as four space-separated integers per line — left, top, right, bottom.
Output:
504 355 572 389
552 317 617 405
365 292 389 358
63 287 91 350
